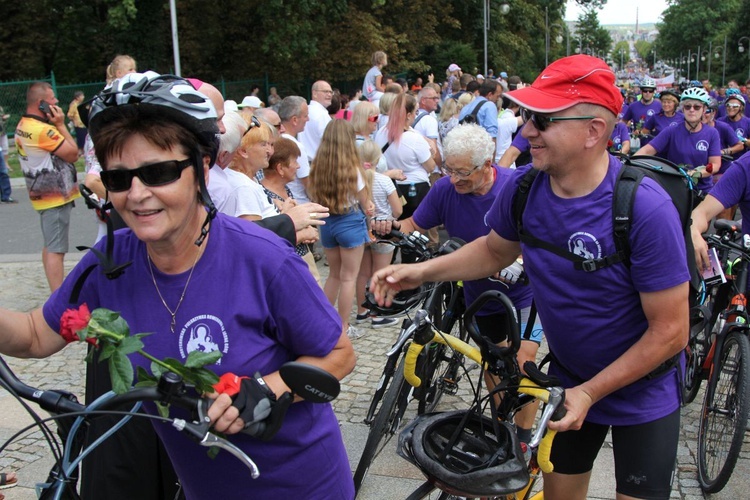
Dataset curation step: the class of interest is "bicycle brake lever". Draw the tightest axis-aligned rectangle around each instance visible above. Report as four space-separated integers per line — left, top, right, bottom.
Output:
528 386 565 450
172 418 260 478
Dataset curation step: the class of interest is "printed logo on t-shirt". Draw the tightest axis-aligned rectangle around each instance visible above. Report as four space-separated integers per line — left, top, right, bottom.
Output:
567 231 601 260
669 121 679 127
178 314 229 365
736 129 746 139
647 109 656 117
695 140 709 152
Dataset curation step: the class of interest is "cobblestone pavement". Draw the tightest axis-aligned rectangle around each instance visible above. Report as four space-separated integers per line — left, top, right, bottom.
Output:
0 257 748 499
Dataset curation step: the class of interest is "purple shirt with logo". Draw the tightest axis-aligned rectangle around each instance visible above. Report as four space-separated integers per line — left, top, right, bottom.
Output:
43 215 353 499
609 122 630 152
646 124 721 192
710 151 750 237
413 166 533 314
623 99 663 146
643 111 684 137
718 115 750 160
713 120 743 174
485 158 689 426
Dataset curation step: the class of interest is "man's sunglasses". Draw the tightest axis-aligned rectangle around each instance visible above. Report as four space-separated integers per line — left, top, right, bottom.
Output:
521 108 595 132
101 159 192 192
641 88 655 93
242 116 262 136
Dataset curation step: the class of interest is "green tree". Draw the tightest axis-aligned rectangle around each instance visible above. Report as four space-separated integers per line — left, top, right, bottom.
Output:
575 8 611 58
612 41 630 69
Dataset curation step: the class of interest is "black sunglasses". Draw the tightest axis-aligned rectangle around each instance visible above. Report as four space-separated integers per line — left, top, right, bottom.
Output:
520 108 595 132
242 116 262 137
101 159 192 192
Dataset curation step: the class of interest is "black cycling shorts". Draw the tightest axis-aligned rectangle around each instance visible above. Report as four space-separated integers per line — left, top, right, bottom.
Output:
549 408 679 499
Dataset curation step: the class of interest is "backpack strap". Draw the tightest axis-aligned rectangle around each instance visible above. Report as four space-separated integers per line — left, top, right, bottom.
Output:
612 163 646 269
470 99 488 121
412 110 429 128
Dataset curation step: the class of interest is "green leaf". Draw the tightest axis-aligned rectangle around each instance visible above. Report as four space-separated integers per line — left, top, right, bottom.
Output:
185 350 222 369
135 366 157 386
98 344 116 361
134 332 155 340
191 368 220 389
161 357 188 375
151 360 165 379
108 351 134 394
118 336 144 355
155 402 170 419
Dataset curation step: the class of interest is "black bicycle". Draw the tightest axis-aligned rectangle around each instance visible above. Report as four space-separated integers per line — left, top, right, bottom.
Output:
352 231 467 494
685 219 750 493
0 357 339 499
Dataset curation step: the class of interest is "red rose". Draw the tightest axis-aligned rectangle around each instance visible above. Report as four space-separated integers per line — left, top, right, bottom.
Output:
60 304 94 345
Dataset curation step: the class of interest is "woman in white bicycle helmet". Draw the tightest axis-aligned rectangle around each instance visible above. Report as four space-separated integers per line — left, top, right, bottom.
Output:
0 72 356 500
637 86 722 193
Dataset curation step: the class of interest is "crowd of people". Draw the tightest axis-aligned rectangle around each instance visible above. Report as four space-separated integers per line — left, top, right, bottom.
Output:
1 49 750 499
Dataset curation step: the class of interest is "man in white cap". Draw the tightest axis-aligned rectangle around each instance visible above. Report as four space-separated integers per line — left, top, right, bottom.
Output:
371 55 688 500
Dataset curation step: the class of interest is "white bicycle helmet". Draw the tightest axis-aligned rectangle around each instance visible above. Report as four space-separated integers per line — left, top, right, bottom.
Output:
398 410 529 497
725 93 746 107
640 77 656 89
680 87 711 106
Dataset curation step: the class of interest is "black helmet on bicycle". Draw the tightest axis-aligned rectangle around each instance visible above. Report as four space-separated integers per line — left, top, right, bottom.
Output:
362 284 430 318
397 410 529 497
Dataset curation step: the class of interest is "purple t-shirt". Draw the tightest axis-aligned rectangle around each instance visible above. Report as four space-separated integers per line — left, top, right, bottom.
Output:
412 166 533 314
643 112 684 137
43 214 353 500
713 120 743 174
718 115 750 160
510 125 530 151
485 158 689 425
623 100 662 146
710 151 750 237
609 122 630 152
647 124 721 192
618 102 628 121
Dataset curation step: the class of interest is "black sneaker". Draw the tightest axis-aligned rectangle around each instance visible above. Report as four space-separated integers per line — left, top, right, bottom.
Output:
354 312 370 324
1 198 18 204
371 317 398 329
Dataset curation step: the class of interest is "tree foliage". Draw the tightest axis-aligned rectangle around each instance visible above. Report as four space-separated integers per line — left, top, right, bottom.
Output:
575 8 612 58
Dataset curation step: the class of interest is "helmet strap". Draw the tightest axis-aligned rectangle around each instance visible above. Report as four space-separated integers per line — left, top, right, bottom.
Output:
192 151 217 247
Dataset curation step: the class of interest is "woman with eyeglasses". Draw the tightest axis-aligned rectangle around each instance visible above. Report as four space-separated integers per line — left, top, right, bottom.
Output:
718 91 750 161
374 93 437 221
636 87 721 193
0 73 356 499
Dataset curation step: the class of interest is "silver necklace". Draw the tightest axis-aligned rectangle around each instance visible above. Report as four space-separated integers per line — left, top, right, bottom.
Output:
147 247 202 333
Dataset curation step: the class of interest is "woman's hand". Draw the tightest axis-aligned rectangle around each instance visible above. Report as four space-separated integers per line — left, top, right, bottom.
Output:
205 392 246 435
384 169 406 181
279 198 297 213
296 226 319 245
285 203 329 231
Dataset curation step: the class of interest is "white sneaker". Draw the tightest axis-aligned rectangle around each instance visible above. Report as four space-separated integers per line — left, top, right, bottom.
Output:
347 325 364 340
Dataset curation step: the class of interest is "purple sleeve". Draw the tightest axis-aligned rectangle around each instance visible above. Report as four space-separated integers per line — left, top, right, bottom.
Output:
646 125 670 153
643 115 656 130
622 105 634 122
617 123 630 143
719 123 742 147
485 166 528 241
708 127 722 157
711 155 750 209
412 179 447 230
510 126 530 151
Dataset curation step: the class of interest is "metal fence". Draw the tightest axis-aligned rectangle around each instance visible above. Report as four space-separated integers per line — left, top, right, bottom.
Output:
1 72 406 142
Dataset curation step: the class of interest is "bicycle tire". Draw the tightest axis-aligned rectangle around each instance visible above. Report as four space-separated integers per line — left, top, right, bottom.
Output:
353 356 411 494
682 313 709 404
697 329 750 493
418 282 465 414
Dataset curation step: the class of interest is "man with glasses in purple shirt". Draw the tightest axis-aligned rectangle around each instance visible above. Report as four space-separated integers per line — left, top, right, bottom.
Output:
622 77 662 147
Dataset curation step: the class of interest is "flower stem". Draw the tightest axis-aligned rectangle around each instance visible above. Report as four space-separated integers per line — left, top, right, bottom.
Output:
137 350 183 375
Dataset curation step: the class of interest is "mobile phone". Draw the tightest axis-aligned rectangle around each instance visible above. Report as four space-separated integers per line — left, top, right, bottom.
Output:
39 100 52 116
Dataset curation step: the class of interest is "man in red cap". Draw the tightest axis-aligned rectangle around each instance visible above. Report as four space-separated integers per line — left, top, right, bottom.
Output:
371 55 688 500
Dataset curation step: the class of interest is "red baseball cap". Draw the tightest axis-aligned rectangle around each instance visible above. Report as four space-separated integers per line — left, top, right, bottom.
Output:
505 55 623 117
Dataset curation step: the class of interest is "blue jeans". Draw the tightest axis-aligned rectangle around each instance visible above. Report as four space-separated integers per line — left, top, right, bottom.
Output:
0 153 11 201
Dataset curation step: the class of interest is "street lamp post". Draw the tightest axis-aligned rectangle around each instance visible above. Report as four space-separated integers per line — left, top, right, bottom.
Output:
701 47 711 83
739 36 750 82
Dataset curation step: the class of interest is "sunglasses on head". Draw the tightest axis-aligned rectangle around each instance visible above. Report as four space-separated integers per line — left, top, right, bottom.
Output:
101 159 192 192
682 103 704 111
520 108 595 132
242 116 262 136
367 115 379 122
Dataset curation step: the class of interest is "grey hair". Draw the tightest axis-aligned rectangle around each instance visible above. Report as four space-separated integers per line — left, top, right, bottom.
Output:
443 124 495 166
218 110 247 156
278 95 307 122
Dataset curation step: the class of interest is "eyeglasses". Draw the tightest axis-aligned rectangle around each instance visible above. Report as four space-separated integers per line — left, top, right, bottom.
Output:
641 89 655 93
314 89 333 95
443 164 482 179
242 116 262 137
101 159 192 192
682 103 704 111
423 96 440 101
726 103 742 109
520 108 595 132
367 115 379 123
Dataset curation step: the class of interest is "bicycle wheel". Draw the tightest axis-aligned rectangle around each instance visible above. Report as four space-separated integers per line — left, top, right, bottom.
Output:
697 329 750 493
418 282 465 414
353 356 411 493
682 312 709 405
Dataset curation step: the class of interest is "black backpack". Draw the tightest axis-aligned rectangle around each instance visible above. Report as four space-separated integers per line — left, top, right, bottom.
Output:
459 99 489 125
513 155 702 293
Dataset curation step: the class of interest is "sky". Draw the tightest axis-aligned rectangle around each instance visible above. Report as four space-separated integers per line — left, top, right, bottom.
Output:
564 0 670 26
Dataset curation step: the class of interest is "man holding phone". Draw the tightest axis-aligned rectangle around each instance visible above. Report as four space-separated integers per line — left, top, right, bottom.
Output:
15 82 80 291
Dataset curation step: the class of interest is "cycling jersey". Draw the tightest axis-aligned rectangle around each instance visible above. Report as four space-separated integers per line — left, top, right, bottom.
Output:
646 124 721 192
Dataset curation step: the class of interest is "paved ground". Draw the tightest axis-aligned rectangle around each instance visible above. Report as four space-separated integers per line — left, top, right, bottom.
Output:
0 181 749 499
